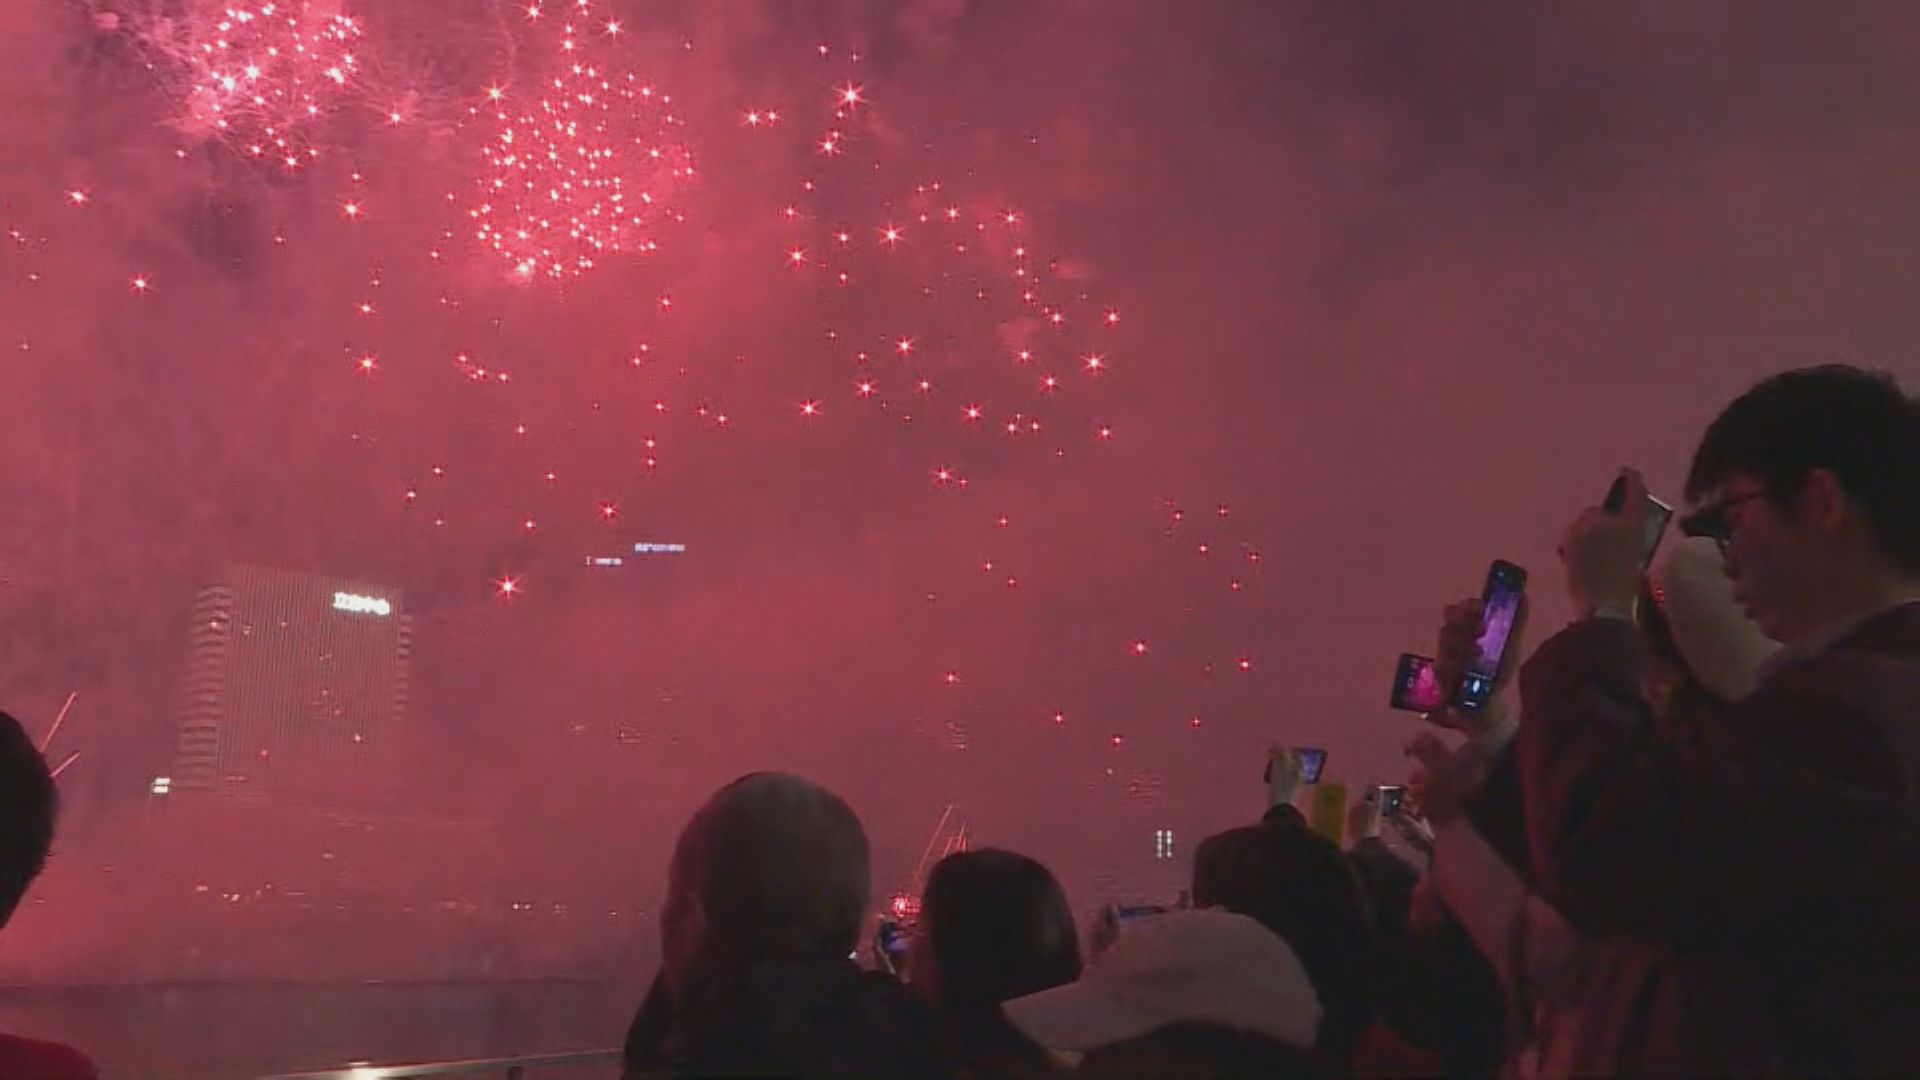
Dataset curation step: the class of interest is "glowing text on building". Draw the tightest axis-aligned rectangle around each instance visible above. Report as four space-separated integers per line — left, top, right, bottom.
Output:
332 592 393 617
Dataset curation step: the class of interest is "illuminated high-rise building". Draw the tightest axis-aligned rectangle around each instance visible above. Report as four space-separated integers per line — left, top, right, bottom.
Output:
175 565 411 801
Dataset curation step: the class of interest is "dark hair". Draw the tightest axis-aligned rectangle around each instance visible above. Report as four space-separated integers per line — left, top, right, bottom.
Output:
1192 825 1374 1068
1686 364 1920 574
0 711 56 928
919 848 1082 1015
669 773 870 963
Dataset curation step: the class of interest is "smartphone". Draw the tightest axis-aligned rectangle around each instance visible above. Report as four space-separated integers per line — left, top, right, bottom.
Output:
1267 747 1328 784
1455 560 1527 712
1390 653 1447 713
1604 476 1675 567
1115 903 1168 928
1372 784 1406 819
876 918 910 970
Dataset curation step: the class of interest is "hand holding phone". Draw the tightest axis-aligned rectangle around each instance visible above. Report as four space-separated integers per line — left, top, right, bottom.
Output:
1605 474 1674 569
1264 744 1302 808
875 918 910 976
1389 653 1447 714
1392 814 1436 853
1565 470 1660 619
1292 747 1328 784
1115 903 1169 928
1421 597 1522 737
1454 560 1528 712
1374 784 1406 819
1353 787 1390 840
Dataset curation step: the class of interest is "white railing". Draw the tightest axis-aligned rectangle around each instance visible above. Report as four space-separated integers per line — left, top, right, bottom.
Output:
259 1047 621 1080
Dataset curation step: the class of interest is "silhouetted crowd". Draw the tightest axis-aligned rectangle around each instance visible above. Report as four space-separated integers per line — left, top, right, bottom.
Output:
2 364 1916 1079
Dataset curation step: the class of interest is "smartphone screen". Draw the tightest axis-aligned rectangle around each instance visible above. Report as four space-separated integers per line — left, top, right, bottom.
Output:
1376 785 1406 819
1390 653 1446 713
876 919 910 966
1293 747 1328 784
1604 476 1675 566
1115 904 1169 928
1456 560 1527 712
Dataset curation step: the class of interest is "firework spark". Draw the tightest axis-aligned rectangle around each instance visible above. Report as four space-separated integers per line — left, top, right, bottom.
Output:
135 1 365 169
466 2 696 281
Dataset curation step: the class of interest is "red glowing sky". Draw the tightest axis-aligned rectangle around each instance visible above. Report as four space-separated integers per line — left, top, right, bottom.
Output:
0 0 1916 903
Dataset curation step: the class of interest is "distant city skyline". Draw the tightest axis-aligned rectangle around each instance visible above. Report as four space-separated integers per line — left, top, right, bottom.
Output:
175 565 412 804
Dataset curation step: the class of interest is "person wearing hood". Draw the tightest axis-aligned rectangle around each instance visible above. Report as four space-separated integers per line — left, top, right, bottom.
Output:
621 772 948 1079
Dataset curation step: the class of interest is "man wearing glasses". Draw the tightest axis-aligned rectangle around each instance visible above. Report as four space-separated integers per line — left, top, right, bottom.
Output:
1513 365 1919 1075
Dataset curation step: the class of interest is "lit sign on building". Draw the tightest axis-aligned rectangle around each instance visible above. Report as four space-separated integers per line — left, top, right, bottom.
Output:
332 592 393 617
178 566 412 801
631 542 688 555
584 556 626 568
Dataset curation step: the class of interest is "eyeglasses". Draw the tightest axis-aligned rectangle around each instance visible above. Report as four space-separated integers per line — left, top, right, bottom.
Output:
1679 490 1767 551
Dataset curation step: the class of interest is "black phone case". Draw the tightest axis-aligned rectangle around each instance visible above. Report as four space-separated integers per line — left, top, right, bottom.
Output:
1454 562 1527 711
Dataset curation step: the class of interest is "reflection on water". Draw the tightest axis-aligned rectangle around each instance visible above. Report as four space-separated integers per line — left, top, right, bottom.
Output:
0 979 637 1080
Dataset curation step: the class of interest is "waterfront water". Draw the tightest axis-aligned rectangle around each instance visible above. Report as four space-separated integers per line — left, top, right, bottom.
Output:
0 979 636 1079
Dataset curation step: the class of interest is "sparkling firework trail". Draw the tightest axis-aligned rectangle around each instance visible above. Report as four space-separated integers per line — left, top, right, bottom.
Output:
466 1 695 281
133 0 366 169
38 691 77 754
6 14 1289 812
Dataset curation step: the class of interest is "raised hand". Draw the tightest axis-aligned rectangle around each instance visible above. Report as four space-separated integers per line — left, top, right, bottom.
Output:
1563 468 1652 620
1428 596 1527 738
